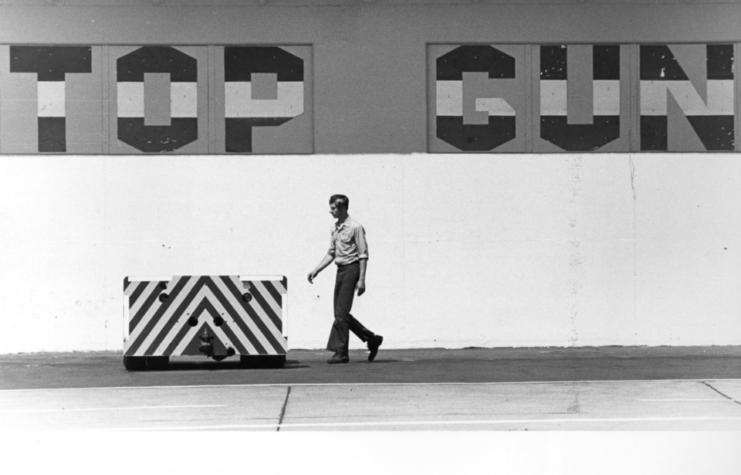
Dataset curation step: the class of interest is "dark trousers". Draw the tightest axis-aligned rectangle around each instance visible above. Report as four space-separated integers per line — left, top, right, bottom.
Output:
326 261 375 354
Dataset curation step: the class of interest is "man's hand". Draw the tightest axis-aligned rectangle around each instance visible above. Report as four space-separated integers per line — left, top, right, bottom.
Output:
308 254 334 284
356 280 366 296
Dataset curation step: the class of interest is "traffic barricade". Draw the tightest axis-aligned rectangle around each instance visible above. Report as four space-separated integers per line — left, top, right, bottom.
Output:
122 275 287 370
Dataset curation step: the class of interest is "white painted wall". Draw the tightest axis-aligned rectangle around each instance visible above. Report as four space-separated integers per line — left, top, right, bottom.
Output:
1 153 740 354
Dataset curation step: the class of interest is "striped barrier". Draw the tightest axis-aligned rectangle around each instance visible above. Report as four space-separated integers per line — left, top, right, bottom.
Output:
123 275 287 370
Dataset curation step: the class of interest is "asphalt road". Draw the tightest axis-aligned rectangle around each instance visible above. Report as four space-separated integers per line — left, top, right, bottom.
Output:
1 346 740 390
1 346 740 431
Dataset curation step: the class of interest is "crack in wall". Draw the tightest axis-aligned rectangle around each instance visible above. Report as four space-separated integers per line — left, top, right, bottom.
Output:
630 154 638 341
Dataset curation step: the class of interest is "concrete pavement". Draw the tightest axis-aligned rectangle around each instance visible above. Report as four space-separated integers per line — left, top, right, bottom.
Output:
0 346 739 431
1 379 740 431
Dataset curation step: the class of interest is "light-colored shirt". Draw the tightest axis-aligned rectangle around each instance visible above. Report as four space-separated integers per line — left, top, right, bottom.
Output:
328 216 369 266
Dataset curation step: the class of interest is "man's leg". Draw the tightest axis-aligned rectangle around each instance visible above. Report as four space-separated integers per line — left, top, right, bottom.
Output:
326 262 383 362
326 264 358 358
348 314 375 343
348 314 383 361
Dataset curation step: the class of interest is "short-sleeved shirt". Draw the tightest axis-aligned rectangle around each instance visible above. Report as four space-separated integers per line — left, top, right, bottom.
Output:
328 216 369 266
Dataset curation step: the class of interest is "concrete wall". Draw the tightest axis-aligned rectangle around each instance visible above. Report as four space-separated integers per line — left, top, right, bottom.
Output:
1 153 740 353
0 2 740 352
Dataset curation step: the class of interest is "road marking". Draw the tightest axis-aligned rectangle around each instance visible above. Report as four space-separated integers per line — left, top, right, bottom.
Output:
2 378 740 393
110 416 741 431
637 399 731 402
0 404 227 414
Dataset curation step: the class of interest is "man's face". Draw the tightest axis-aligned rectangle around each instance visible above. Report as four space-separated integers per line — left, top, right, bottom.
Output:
329 201 344 219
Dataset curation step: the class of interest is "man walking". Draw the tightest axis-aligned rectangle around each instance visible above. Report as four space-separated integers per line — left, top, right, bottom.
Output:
308 194 383 364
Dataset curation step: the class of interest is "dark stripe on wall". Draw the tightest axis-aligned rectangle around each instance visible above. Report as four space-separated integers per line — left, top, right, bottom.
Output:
593 45 620 80
10 46 92 81
118 118 198 153
687 116 735 150
640 45 689 80
281 276 287 290
225 118 291 153
123 277 131 292
117 46 197 82
436 116 516 151
436 45 516 81
707 45 734 80
641 116 668 150
38 117 65 152
640 116 734 151
540 116 620 151
224 46 304 82
540 45 567 80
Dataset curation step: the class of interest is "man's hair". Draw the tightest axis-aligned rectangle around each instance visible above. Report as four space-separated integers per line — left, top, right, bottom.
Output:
329 194 349 209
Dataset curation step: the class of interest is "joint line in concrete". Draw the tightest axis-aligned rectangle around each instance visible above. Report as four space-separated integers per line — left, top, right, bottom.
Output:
277 385 291 431
700 381 741 407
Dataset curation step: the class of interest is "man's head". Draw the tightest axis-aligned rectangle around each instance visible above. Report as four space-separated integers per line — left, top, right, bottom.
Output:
329 194 349 220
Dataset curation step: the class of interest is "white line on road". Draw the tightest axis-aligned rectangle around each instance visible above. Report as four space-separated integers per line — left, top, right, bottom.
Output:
0 404 227 414
636 399 731 402
2 378 740 393
109 416 741 431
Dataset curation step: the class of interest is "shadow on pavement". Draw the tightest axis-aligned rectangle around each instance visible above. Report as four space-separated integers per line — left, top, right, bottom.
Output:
164 360 312 371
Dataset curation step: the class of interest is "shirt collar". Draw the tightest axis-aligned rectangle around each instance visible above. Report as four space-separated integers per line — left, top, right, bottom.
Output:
335 215 352 230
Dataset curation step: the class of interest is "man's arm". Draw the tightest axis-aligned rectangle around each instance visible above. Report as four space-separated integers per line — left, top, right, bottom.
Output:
355 224 369 296
356 258 367 296
308 253 334 284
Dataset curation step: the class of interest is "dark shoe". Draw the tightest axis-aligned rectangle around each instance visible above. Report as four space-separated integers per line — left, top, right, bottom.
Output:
327 353 349 364
367 335 383 362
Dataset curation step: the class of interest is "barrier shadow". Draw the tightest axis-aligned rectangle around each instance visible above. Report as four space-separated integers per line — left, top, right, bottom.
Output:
151 359 310 371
